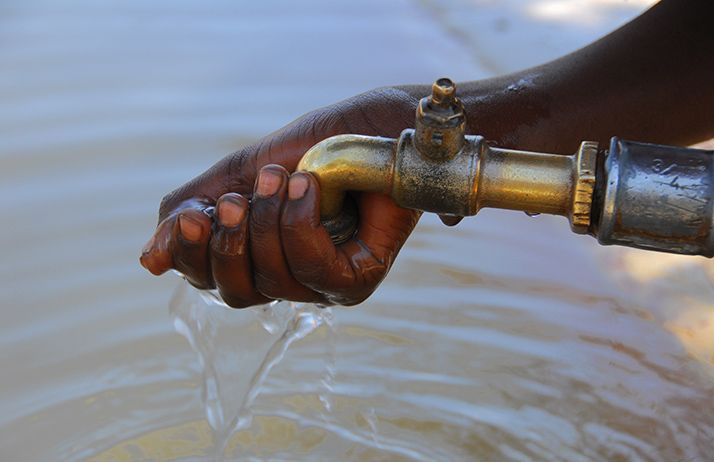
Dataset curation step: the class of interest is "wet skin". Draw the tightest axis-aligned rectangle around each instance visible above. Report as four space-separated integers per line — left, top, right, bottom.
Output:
141 0 714 307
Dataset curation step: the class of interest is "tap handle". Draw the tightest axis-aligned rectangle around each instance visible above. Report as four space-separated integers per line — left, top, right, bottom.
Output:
414 77 466 161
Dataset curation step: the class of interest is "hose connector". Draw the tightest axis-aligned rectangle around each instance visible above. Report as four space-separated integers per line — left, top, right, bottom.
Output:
595 138 714 256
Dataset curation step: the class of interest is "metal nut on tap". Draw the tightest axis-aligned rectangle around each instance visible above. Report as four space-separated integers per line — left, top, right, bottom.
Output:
414 78 466 161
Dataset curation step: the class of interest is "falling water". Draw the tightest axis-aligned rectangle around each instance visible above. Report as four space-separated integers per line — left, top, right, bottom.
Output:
7 1 714 461
170 281 335 461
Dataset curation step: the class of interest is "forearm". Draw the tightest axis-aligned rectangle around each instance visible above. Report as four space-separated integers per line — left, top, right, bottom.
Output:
398 0 714 153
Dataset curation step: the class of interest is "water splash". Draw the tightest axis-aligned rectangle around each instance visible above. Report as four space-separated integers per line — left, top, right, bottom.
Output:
169 281 335 461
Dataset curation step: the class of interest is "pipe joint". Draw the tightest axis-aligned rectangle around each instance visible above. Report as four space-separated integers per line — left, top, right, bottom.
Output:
297 77 714 257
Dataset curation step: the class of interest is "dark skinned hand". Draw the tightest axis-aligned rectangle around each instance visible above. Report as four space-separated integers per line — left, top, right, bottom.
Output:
139 87 432 307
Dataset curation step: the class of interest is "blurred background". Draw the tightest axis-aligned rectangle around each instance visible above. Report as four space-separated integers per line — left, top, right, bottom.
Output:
3 0 714 460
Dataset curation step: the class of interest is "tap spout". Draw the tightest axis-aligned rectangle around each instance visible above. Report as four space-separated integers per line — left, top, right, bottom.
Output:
297 134 397 242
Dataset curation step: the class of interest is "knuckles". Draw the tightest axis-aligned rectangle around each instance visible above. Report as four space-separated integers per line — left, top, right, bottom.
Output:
158 189 181 222
224 148 257 194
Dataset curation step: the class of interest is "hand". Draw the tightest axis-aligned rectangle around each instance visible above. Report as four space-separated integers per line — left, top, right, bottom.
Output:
140 87 423 307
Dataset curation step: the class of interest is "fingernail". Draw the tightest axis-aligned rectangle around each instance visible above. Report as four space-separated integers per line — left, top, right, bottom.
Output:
141 235 156 255
256 169 281 197
217 199 245 227
178 214 203 242
288 174 309 200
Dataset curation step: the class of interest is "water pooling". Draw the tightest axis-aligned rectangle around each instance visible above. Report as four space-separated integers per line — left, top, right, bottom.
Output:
170 284 336 461
4 1 714 460
161 224 714 461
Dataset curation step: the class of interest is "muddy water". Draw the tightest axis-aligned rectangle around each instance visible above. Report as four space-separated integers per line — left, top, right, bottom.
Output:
4 0 714 461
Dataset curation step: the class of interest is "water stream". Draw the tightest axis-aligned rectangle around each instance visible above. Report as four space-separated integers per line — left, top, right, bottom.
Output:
165 250 714 461
6 1 714 460
170 282 336 461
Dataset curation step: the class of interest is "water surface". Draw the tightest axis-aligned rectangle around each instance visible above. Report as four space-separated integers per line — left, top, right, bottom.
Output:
4 1 713 461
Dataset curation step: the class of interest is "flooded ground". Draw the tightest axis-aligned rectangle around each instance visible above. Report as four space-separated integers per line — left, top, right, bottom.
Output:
4 0 714 460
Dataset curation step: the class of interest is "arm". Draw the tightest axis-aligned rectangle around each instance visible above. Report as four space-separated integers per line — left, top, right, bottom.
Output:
401 0 714 153
140 0 714 307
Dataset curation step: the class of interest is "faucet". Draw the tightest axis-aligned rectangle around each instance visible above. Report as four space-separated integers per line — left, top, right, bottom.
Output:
297 78 714 257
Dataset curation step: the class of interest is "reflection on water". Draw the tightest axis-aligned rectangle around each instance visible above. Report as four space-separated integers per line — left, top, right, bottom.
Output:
3 0 714 461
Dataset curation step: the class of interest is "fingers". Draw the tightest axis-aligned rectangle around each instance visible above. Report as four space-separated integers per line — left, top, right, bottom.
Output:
139 199 215 289
140 147 258 277
280 172 358 303
210 194 270 308
140 218 174 275
170 208 214 289
282 173 419 305
280 172 339 284
249 165 325 303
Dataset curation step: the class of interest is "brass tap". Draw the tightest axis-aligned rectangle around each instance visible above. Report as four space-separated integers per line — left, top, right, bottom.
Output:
298 78 597 243
298 78 714 257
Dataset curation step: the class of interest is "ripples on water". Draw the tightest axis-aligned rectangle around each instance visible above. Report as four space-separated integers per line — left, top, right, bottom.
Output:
86 215 714 461
97 223 714 461
171 287 336 461
3 0 714 461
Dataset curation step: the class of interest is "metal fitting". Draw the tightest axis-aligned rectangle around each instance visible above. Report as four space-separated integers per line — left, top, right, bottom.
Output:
298 78 597 243
414 77 466 161
595 138 714 256
298 77 714 257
